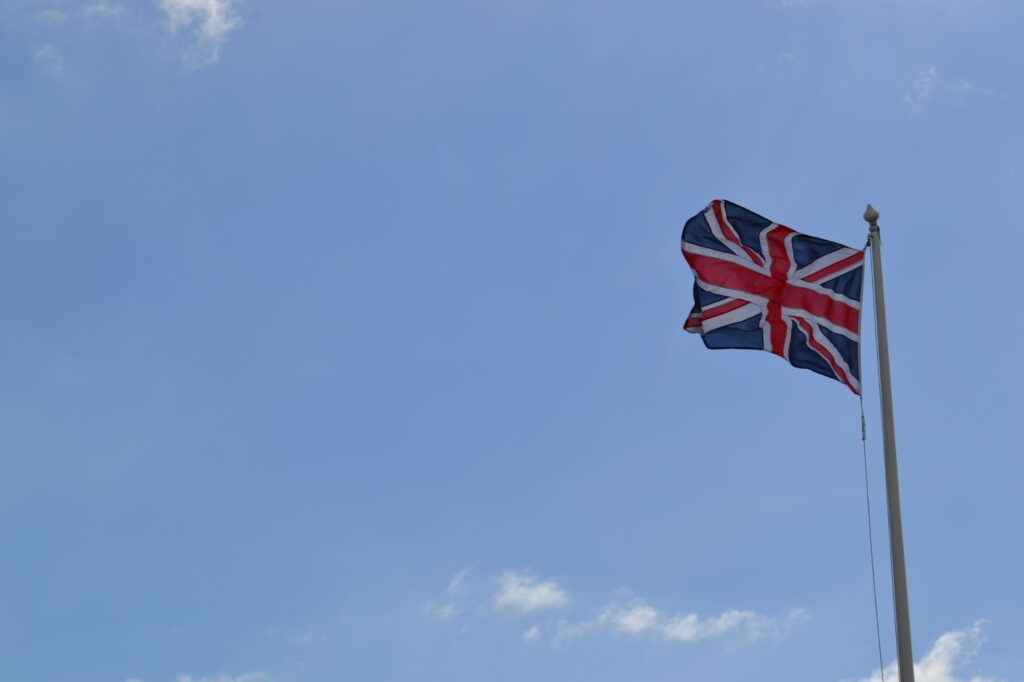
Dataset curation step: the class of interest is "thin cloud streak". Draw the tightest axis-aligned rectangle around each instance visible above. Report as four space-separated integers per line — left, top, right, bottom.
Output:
83 2 125 17
555 601 808 646
177 674 270 682
35 9 70 22
447 566 472 595
34 44 64 74
905 67 982 111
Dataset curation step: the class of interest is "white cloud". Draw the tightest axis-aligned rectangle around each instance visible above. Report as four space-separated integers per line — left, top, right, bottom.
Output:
159 0 242 67
34 44 64 74
851 622 998 682
429 568 805 651
601 603 661 635
662 608 776 642
905 67 977 110
177 675 269 682
556 601 807 646
494 571 570 613
423 569 995 680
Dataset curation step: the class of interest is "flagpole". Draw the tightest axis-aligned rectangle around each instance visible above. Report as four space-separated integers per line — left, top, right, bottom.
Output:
864 204 915 682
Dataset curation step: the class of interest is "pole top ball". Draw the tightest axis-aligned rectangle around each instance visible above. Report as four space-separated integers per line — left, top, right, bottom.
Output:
863 204 880 225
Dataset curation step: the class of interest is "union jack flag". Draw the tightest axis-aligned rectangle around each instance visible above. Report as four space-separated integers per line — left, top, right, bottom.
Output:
682 200 866 394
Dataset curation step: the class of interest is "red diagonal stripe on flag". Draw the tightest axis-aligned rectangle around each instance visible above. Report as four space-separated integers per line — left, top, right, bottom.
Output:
684 252 860 334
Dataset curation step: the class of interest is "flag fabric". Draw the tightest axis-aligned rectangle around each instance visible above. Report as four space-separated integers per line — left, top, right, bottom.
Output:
682 199 866 394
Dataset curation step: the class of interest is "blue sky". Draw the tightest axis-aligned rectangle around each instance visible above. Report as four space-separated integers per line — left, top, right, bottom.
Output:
1 1 1021 681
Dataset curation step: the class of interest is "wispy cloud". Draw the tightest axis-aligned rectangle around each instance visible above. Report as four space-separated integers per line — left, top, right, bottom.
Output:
83 2 125 18
286 628 326 646
29 1 236 72
177 674 270 682
28 2 128 75
34 44 64 75
555 601 808 646
447 566 472 595
431 602 457 621
159 0 242 67
424 566 476 621
263 622 327 646
905 67 979 110
35 8 70 22
850 622 998 682
494 571 570 613
33 3 124 23
522 624 541 643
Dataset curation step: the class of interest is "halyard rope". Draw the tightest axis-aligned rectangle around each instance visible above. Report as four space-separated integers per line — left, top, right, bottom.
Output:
860 394 887 682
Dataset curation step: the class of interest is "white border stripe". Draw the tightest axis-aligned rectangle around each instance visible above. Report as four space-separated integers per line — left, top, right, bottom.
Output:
793 246 862 280
699 296 740 314
784 231 798 279
683 242 769 276
693 275 770 307
700 303 762 333
787 277 862 309
781 306 860 341
704 203 764 267
796 315 860 393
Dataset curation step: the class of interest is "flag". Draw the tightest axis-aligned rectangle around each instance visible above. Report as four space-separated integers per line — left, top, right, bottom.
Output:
682 199 865 394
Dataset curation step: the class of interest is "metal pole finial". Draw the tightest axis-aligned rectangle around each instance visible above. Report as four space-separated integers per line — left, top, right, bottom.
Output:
864 204 880 227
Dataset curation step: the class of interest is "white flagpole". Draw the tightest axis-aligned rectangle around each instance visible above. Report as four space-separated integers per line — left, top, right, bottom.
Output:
864 204 915 682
